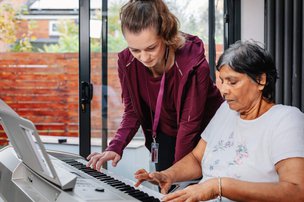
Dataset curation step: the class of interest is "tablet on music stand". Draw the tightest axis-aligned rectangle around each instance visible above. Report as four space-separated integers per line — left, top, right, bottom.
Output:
0 99 76 190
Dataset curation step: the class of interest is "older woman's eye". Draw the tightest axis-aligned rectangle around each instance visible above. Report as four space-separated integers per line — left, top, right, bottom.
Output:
229 81 237 85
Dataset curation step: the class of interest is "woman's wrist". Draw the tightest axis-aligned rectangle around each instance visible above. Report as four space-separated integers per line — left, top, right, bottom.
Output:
217 176 222 201
209 177 222 200
161 169 176 183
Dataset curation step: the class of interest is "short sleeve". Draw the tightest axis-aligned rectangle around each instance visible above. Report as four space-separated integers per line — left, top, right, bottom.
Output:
271 108 304 164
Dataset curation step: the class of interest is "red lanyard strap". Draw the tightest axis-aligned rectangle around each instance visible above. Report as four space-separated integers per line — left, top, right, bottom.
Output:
152 47 169 140
152 72 165 140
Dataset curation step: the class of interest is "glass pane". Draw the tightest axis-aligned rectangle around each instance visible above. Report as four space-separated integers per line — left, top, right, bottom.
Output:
90 0 102 145
107 0 128 140
165 0 224 85
89 0 124 145
215 0 224 88
215 0 224 57
165 0 209 43
90 0 128 147
0 0 79 148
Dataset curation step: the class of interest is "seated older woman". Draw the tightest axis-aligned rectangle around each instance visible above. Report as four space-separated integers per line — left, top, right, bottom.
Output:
134 40 304 201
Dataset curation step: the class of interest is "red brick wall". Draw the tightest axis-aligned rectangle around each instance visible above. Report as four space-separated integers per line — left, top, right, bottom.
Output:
17 20 51 39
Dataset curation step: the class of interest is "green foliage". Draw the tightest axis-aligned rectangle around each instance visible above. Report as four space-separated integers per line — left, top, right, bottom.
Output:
42 20 79 53
108 1 127 52
108 34 127 52
0 3 34 52
0 4 17 44
11 36 34 52
11 20 37 52
41 21 105 53
164 0 223 44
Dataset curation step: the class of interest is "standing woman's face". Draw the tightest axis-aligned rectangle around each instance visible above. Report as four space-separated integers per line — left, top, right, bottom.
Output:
123 26 166 69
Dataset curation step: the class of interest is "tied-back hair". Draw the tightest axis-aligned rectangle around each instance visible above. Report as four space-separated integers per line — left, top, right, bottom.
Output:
216 40 278 102
120 0 185 50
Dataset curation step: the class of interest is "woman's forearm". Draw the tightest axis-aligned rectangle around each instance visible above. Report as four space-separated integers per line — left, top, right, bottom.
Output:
221 178 304 202
162 151 202 183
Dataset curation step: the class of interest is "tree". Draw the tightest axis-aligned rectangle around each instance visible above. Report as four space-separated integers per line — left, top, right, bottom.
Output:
165 0 223 44
108 1 127 52
0 3 35 52
0 4 17 45
42 20 79 53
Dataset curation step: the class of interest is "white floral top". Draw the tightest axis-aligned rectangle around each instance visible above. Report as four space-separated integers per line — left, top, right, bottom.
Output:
200 102 304 201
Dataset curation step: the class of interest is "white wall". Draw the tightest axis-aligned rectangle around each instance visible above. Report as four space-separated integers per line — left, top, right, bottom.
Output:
241 0 264 43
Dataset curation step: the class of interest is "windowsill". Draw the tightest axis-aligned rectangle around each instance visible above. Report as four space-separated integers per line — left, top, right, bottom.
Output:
39 135 145 149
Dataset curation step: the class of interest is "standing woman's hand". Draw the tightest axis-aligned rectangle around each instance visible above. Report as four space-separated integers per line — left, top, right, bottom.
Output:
86 151 121 171
134 169 173 194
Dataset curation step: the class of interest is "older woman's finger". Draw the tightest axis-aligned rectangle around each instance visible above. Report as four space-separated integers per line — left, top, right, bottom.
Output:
134 169 148 175
162 190 187 201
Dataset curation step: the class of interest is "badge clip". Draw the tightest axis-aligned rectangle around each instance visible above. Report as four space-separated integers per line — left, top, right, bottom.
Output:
151 139 159 163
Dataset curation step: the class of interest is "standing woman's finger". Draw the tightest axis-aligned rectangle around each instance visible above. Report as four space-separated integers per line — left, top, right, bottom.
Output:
112 154 121 167
86 152 98 160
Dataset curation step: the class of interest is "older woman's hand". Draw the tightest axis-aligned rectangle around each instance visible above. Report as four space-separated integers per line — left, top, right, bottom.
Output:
134 169 173 194
161 178 218 202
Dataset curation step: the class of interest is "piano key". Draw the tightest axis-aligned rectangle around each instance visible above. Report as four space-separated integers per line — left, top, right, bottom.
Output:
64 159 162 201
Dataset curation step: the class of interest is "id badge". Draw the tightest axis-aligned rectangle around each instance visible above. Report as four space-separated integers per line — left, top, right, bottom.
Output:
151 142 159 163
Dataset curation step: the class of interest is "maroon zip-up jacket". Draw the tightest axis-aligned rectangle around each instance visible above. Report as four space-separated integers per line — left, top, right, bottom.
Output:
106 34 223 163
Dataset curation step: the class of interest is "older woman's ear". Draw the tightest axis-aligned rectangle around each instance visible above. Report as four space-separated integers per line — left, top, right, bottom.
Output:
258 73 267 90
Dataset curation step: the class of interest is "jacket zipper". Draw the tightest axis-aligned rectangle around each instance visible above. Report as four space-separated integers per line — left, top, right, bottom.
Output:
177 57 206 122
175 61 183 76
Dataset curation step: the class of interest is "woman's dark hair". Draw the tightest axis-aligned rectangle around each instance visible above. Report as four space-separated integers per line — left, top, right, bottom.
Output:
216 40 278 102
120 0 185 50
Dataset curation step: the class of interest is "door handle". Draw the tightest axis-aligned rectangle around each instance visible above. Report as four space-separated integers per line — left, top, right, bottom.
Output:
80 81 93 112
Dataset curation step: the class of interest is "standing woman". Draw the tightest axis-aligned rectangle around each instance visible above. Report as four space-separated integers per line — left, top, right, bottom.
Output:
87 0 223 171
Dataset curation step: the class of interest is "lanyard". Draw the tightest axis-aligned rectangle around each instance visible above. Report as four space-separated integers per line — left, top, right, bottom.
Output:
152 46 169 142
152 72 165 141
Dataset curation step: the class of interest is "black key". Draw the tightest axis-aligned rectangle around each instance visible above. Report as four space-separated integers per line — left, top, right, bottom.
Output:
110 182 126 187
119 186 135 192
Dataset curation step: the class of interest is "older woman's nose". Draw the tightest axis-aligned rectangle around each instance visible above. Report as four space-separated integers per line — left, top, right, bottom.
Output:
220 83 230 97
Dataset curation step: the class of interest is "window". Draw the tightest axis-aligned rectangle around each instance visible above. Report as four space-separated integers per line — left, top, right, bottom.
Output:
49 21 60 36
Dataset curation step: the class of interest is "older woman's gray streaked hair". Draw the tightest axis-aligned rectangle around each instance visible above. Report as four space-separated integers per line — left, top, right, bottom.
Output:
216 40 278 102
